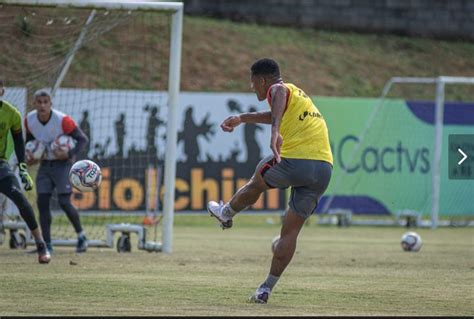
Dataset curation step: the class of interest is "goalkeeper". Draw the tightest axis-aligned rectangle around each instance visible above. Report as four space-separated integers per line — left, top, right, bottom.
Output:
25 89 89 253
0 78 51 264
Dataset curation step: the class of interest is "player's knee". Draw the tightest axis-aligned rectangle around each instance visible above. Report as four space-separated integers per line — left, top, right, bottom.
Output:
39 209 52 223
10 189 30 212
37 193 51 210
290 199 317 221
58 194 71 205
247 180 263 193
250 174 269 191
58 194 74 209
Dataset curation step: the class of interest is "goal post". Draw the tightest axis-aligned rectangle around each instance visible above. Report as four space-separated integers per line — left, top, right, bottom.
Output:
164 1 183 254
321 76 474 228
0 0 183 253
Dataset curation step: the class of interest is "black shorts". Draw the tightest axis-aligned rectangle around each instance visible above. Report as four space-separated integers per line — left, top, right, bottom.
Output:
37 160 73 195
0 160 16 181
258 155 332 219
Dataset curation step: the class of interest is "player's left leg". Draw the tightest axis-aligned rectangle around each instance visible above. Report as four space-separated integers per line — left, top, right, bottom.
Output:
53 161 87 253
36 162 55 251
57 193 87 253
270 207 306 276
250 159 332 304
0 175 51 264
249 207 305 303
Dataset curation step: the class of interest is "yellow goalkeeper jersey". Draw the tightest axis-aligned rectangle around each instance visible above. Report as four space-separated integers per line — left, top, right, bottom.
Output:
0 100 22 161
266 82 333 165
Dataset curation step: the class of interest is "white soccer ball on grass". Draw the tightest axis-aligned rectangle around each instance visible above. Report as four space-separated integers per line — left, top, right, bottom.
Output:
400 231 422 252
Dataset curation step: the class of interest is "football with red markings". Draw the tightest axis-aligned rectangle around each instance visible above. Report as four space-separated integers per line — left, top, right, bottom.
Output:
51 134 76 153
25 140 45 161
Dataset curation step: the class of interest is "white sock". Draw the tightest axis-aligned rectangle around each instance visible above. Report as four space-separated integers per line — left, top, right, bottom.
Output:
261 274 280 290
222 203 237 218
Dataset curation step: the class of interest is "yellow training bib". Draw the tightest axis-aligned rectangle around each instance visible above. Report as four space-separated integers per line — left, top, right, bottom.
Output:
267 83 333 165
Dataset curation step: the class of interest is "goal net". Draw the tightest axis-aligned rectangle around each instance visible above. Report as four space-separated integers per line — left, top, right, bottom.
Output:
319 77 474 227
0 0 183 253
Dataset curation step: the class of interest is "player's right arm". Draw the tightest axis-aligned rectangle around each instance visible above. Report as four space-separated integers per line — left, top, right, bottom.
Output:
268 84 287 163
220 111 271 132
57 115 88 161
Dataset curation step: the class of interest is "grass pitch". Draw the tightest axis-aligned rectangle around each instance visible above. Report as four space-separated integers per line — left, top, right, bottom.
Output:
0 214 472 316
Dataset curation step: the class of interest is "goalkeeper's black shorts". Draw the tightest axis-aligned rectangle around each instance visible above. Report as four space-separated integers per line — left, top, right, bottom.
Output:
0 159 16 181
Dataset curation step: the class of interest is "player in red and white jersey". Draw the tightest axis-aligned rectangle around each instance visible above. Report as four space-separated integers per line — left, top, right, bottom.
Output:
25 104 78 160
25 89 89 253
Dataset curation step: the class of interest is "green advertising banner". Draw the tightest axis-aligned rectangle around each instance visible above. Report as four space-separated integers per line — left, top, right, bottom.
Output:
316 97 473 217
3 88 472 219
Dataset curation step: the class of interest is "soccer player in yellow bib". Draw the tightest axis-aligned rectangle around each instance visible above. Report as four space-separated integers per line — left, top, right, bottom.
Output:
0 78 51 264
208 58 333 303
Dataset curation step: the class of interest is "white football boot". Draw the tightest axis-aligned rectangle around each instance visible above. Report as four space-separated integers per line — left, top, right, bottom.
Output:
248 286 271 304
207 200 233 229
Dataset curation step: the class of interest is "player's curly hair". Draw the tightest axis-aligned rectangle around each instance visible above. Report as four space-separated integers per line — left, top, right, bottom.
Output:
251 58 280 78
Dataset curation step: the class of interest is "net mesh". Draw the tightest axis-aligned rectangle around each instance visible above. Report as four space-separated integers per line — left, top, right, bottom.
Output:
322 81 474 224
0 4 172 243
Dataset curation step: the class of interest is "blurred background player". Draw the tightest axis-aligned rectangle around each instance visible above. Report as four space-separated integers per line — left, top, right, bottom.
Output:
25 89 89 253
0 78 51 264
208 58 333 303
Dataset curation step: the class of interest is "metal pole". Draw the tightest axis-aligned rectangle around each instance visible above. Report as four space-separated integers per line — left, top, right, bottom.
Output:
153 164 162 242
431 78 445 229
2 0 183 12
162 6 183 254
51 10 96 97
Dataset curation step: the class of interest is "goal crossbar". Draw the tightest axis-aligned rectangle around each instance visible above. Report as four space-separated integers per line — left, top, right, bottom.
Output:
0 0 183 12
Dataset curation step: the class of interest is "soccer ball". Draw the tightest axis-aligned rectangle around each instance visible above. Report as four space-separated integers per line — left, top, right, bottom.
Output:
25 140 46 161
400 231 422 252
271 235 280 253
51 134 76 153
69 160 102 192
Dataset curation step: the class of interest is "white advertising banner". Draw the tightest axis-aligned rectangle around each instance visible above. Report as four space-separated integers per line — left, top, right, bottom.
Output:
49 88 283 212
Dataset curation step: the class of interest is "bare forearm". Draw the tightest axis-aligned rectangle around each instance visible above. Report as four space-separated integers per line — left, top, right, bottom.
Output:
239 111 271 124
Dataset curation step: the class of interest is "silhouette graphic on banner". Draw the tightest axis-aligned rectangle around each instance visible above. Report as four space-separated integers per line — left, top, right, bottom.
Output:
115 113 126 158
144 104 165 157
72 99 283 212
178 107 215 163
78 110 91 160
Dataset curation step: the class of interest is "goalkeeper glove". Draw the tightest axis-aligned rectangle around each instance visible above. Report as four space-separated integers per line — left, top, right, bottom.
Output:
18 163 34 191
